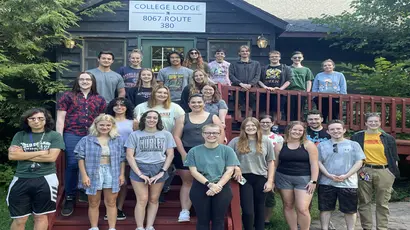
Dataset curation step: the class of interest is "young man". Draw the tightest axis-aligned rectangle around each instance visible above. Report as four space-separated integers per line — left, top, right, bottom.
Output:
208 49 231 86
56 72 106 216
306 110 331 145
117 49 143 88
258 50 293 117
229 45 261 115
351 113 400 230
87 51 126 102
7 108 65 230
318 120 365 230
157 51 193 103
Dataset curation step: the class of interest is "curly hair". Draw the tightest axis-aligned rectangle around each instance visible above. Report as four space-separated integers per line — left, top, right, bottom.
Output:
138 110 164 131
88 114 120 138
106 97 134 120
284 121 307 143
20 108 55 133
183 48 205 70
237 117 263 154
189 69 209 96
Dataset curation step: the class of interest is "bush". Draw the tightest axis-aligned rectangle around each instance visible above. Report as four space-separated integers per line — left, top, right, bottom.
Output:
0 164 15 188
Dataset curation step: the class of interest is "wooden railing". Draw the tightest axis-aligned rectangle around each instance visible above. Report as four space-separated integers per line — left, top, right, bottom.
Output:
221 86 410 136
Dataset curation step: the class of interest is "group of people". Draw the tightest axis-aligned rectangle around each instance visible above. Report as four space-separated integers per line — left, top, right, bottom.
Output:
6 46 397 230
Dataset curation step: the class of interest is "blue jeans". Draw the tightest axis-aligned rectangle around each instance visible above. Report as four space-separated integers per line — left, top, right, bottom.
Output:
63 132 84 197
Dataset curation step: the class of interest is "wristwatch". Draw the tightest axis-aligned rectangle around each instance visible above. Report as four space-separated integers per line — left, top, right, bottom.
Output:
204 181 210 187
309 180 317 184
159 168 166 173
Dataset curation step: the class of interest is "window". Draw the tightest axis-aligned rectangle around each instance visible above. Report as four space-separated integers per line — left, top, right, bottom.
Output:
151 46 185 72
207 40 251 62
83 39 126 71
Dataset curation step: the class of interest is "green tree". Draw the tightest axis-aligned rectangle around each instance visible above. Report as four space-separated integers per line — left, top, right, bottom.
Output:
0 0 122 163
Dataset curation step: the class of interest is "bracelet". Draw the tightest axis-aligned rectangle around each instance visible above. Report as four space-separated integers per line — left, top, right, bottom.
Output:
159 168 166 173
205 181 210 187
138 172 143 177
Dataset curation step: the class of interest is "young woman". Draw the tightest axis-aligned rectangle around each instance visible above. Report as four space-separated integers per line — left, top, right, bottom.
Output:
117 49 143 88
180 69 210 112
57 72 106 216
134 86 185 132
201 83 228 127
312 59 347 122
75 114 126 230
126 110 176 230
105 97 136 220
183 48 210 74
259 115 284 225
126 68 157 107
228 117 275 230
274 121 319 230
173 94 225 222
184 123 240 230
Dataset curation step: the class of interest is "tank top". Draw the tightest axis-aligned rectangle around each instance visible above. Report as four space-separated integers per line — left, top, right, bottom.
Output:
181 113 213 147
276 143 311 176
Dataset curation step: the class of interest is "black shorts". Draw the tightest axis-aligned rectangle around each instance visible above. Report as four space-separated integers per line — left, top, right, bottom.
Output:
318 184 358 214
7 174 59 218
173 147 192 170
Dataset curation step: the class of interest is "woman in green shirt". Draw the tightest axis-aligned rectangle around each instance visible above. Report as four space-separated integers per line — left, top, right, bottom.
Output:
184 123 240 230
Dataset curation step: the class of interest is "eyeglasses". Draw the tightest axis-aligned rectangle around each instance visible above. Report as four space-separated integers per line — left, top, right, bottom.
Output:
203 132 220 136
28 117 46 122
333 144 338 153
190 52 198 55
292 56 302 59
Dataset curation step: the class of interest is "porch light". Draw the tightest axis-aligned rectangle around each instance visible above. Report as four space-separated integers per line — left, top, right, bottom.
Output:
257 34 268 49
64 39 76 49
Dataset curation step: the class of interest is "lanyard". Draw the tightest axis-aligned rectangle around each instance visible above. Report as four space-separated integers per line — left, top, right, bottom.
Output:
29 132 45 150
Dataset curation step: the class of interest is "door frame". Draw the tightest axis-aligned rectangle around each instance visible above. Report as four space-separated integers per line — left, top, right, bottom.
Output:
138 37 197 69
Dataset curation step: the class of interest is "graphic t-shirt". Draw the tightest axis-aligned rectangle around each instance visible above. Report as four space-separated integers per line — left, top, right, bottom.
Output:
307 127 331 145
126 86 152 106
263 65 283 88
208 61 231 85
117 66 142 88
364 132 387 165
10 131 65 178
133 102 185 132
125 130 176 164
87 68 125 102
157 66 193 102
288 66 314 91
312 71 347 94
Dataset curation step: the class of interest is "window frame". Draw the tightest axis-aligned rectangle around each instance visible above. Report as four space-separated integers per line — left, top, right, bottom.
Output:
207 39 251 62
81 38 127 71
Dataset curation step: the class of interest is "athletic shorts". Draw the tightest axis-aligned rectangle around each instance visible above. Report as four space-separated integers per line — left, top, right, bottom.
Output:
173 147 192 170
130 162 169 183
7 174 59 218
275 171 310 190
318 184 358 214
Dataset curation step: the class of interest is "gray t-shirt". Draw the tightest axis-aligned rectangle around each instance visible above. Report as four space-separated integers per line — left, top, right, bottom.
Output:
228 136 275 177
87 68 125 102
125 130 176 164
184 144 240 183
157 66 193 102
318 139 365 188
116 119 133 143
204 99 228 116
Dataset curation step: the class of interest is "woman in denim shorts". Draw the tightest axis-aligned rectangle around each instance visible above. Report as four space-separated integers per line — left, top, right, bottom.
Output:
274 121 319 230
126 110 176 230
75 114 126 230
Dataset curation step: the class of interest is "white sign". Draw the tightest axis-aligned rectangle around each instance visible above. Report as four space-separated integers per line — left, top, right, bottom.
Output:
129 1 206 32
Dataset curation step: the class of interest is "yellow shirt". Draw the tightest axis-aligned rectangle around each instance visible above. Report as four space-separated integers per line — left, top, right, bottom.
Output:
364 132 387 165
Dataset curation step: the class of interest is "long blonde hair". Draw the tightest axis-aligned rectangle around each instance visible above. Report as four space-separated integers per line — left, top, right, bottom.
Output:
147 85 171 109
284 121 307 143
189 69 209 96
88 114 120 138
237 117 263 154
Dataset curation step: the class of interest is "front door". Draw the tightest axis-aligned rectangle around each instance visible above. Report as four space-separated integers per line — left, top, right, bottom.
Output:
140 39 195 72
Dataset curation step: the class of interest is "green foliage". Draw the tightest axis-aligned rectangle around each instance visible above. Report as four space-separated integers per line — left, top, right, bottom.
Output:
312 0 410 59
0 164 15 188
343 58 410 97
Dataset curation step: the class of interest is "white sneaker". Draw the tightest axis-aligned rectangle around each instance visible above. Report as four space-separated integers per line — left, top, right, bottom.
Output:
136 228 145 230
146 227 155 230
89 228 99 230
178 209 190 222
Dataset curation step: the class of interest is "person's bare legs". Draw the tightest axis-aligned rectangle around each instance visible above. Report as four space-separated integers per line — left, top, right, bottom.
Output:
10 216 29 230
33 215 48 230
103 189 118 229
145 182 165 228
320 211 332 230
88 191 102 228
344 213 357 230
279 189 298 230
179 169 193 211
132 180 148 229
294 189 313 230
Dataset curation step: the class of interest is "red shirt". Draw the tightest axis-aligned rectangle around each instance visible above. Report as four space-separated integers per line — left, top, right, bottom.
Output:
57 91 106 136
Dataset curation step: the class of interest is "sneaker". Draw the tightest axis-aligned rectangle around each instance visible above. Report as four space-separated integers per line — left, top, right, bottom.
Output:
146 227 155 230
78 190 88 203
61 196 75 216
104 209 127 220
178 209 190 222
88 228 99 230
329 221 336 230
136 228 145 230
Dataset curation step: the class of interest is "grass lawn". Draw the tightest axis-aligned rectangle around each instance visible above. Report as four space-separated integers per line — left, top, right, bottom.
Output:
0 189 33 230
266 192 319 230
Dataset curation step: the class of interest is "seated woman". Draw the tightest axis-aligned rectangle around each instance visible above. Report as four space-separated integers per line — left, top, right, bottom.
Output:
173 94 225 222
201 83 228 127
180 69 210 112
228 117 275 230
126 68 157 107
126 110 176 230
274 121 319 230
184 123 240 230
75 114 126 230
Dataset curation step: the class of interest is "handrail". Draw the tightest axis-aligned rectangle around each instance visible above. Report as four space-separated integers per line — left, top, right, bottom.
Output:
221 86 410 136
